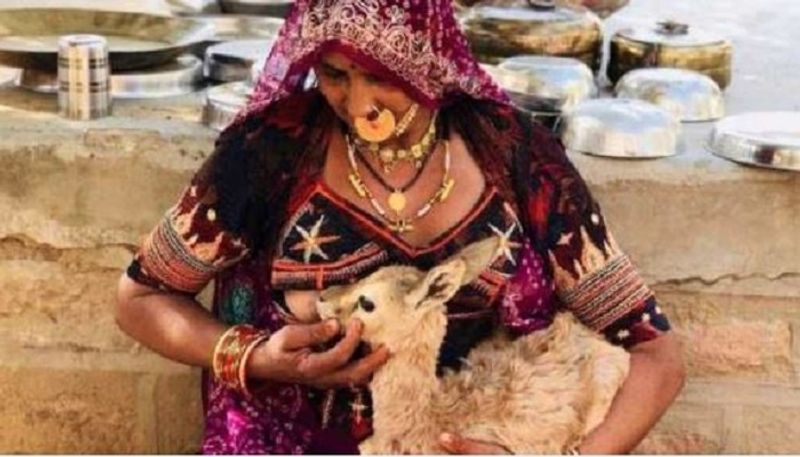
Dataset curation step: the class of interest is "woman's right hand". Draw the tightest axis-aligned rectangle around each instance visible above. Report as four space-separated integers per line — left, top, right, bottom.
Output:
246 318 390 389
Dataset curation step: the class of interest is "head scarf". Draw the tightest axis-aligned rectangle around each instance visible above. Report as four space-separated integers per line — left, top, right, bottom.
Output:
239 0 509 122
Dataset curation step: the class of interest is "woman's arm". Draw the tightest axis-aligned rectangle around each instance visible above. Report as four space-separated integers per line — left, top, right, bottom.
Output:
115 274 390 387
577 332 686 454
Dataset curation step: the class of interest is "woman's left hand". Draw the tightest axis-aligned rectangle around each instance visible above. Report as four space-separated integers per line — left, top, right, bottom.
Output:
439 432 512 454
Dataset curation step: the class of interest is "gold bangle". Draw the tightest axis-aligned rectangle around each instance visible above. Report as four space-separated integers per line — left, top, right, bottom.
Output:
212 324 270 393
238 332 271 397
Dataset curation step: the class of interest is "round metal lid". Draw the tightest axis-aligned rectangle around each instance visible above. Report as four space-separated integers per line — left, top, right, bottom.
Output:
708 112 800 172
615 68 725 122
203 81 251 131
615 20 728 48
467 5 590 25
188 14 284 42
19 54 204 98
497 55 597 111
0 9 213 71
561 98 681 158
204 39 274 82
219 0 293 17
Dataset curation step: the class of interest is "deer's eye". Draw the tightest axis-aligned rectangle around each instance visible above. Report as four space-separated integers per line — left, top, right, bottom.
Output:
357 295 375 312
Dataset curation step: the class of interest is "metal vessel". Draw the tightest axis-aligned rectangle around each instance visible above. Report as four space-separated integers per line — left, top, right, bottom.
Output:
496 55 597 111
0 8 213 71
454 0 630 18
204 39 275 82
202 81 251 131
561 98 681 158
708 112 800 172
615 68 724 122
461 3 603 70
608 20 732 89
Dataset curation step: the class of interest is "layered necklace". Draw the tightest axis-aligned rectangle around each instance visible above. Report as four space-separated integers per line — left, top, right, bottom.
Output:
345 132 455 234
352 107 437 173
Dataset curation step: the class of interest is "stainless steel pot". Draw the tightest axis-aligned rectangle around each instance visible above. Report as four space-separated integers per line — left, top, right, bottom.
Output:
615 68 724 122
561 98 681 158
202 81 251 131
461 3 603 71
0 66 19 89
219 0 293 17
204 39 275 83
608 20 732 89
496 55 597 112
708 112 800 172
0 8 213 72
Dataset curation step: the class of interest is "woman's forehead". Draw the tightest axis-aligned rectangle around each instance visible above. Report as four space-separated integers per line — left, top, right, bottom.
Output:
319 52 365 72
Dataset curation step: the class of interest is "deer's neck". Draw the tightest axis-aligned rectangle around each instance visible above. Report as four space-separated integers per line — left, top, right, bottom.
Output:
368 311 447 440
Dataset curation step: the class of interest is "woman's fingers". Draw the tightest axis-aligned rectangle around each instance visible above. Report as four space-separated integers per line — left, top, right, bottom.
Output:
439 433 512 455
294 319 364 377
278 319 340 350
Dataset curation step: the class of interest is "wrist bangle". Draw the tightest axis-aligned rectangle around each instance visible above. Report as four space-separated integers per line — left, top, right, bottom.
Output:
566 447 581 455
212 324 270 396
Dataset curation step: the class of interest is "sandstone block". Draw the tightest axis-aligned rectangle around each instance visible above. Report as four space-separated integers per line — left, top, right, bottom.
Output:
635 402 724 454
740 405 800 453
0 368 147 453
155 372 204 453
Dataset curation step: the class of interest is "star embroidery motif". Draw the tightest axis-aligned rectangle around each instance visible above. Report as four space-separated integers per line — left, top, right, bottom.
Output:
290 215 340 264
557 232 574 246
489 222 522 266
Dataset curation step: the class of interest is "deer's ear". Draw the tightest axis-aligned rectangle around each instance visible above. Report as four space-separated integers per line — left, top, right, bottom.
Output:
449 236 501 286
405 259 466 310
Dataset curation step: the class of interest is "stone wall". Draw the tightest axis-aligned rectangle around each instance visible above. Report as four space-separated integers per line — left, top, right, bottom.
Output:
0 89 798 453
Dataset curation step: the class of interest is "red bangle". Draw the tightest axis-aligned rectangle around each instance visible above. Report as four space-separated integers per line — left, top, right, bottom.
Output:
212 324 270 395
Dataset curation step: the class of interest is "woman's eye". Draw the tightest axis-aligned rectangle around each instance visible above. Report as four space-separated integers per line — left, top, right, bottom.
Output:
357 295 375 312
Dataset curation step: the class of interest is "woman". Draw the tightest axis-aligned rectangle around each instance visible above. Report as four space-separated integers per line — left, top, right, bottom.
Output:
116 0 685 454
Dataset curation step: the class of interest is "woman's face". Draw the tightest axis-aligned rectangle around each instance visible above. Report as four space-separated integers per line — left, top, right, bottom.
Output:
314 52 418 131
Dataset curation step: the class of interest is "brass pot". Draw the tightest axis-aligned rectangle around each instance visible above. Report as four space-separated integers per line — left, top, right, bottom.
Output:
608 20 732 89
461 2 603 71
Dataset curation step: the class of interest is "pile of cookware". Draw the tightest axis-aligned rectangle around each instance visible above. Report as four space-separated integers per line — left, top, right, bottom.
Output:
461 1 798 172
0 4 286 129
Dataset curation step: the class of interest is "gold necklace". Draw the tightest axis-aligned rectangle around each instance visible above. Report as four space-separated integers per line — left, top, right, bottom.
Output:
346 134 455 233
353 112 437 173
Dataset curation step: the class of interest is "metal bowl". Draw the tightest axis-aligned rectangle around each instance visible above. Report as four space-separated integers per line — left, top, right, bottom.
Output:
202 81 252 131
708 112 800 172
0 8 213 72
615 68 724 122
561 98 681 158
496 55 597 112
204 39 275 83
219 0 293 17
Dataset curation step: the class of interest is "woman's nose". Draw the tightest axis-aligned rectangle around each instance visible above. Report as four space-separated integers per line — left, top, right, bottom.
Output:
345 84 375 120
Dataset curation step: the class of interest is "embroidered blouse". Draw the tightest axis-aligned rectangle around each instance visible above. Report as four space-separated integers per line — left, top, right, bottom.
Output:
126 97 670 454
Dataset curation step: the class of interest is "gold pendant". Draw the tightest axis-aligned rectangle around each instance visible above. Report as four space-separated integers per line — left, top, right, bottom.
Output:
387 191 407 214
390 219 414 233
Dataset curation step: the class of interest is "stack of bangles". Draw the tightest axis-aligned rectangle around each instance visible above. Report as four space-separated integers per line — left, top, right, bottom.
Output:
212 324 271 397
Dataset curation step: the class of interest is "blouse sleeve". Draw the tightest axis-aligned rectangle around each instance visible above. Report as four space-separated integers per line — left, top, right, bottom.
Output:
126 160 250 295
522 124 670 348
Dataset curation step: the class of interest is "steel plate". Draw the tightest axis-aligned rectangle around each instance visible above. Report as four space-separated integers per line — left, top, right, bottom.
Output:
0 8 213 71
204 39 274 82
708 112 800 172
219 0 293 17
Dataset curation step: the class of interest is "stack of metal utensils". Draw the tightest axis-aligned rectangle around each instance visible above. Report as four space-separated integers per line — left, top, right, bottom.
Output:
0 3 287 126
